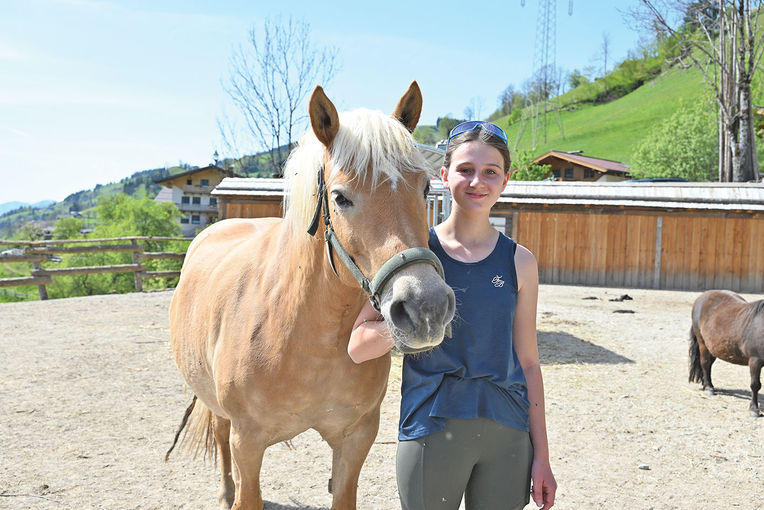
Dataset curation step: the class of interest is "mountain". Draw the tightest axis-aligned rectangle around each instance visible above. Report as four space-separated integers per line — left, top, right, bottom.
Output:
0 200 55 216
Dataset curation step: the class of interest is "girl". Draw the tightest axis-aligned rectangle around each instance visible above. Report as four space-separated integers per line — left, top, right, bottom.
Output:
348 121 556 510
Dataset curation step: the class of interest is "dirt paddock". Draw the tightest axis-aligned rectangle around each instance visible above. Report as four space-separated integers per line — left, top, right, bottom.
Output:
0 284 761 509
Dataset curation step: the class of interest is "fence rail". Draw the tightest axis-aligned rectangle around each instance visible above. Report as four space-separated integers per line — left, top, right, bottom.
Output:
0 236 191 300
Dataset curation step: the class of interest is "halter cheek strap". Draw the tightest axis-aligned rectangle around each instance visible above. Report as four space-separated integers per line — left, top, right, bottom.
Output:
305 166 447 319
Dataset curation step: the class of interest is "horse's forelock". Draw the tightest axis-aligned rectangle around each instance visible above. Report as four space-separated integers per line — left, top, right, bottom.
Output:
283 108 431 236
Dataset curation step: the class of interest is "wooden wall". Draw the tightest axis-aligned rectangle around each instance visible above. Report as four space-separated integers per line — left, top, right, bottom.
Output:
510 209 763 293
219 201 282 220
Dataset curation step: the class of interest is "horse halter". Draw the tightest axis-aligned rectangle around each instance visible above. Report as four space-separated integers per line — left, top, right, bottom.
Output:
306 165 447 314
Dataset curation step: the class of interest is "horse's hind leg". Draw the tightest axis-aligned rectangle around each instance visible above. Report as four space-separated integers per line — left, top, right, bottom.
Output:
749 357 763 417
212 415 236 509
698 339 717 395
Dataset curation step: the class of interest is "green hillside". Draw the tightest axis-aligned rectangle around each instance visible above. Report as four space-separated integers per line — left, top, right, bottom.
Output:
501 65 713 165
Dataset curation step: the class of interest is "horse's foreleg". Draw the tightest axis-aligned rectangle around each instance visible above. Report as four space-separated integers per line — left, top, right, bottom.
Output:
229 423 266 510
213 415 236 509
323 409 381 510
749 357 763 417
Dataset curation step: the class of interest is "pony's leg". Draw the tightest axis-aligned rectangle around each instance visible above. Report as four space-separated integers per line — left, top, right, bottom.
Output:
698 342 717 395
229 424 266 510
749 357 763 417
322 409 381 510
212 415 236 509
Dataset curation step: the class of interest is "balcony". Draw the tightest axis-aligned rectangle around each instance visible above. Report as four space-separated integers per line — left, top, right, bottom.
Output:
178 202 218 213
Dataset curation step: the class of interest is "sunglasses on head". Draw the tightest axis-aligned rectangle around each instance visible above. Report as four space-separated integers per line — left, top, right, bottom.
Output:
447 121 508 145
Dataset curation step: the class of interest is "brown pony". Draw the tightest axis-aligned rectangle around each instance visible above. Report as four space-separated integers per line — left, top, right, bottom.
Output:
167 82 456 509
689 289 764 417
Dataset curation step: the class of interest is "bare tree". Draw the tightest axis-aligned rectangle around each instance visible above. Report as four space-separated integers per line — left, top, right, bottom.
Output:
221 17 339 177
601 32 612 76
631 1 763 182
464 97 485 120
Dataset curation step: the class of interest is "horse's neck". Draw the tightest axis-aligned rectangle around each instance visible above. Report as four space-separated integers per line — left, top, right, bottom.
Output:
281 230 366 336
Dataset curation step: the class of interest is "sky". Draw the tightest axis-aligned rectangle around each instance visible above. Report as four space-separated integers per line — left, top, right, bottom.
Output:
1 0 647 205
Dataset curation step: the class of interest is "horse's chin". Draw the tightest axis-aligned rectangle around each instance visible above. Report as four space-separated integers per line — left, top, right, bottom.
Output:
393 336 444 355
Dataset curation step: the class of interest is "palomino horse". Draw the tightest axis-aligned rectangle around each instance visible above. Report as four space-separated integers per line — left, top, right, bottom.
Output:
167 82 456 510
689 289 764 417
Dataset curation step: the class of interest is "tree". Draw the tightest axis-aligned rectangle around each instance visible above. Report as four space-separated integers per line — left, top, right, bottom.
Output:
568 69 590 89
53 217 83 239
48 194 183 299
631 1 764 182
510 150 552 181
497 85 525 116
220 17 339 177
630 100 718 180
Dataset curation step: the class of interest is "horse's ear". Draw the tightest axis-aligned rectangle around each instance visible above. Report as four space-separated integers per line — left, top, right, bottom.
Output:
392 81 422 133
309 86 340 147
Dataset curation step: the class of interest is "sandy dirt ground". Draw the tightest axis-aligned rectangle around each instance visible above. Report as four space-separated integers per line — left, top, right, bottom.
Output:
0 285 761 510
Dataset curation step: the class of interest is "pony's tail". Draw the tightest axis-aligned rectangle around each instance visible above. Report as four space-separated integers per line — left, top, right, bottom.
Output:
688 327 703 384
164 395 217 463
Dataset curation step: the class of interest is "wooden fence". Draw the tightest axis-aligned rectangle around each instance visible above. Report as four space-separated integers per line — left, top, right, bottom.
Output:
0 236 190 300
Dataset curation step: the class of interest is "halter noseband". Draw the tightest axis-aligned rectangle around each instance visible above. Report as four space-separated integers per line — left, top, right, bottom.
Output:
306 165 446 313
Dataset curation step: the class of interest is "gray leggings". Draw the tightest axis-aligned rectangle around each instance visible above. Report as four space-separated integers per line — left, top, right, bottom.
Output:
396 417 532 510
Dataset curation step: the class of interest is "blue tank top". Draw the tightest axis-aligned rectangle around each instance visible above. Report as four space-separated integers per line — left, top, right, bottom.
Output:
398 228 530 440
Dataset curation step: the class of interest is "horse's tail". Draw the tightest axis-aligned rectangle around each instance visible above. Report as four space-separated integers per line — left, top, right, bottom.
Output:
164 395 216 463
688 326 704 384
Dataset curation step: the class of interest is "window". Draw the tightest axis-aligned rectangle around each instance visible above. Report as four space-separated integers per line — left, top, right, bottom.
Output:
181 196 190 204
192 196 201 205
201 179 210 186
564 167 574 179
209 197 217 206
191 215 200 224
553 169 561 179
180 216 189 224
584 168 595 179
186 179 192 185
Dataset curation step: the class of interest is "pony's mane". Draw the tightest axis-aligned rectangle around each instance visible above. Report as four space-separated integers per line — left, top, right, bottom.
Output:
283 108 432 236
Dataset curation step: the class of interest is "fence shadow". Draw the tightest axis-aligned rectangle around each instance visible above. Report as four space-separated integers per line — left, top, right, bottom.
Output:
538 330 633 365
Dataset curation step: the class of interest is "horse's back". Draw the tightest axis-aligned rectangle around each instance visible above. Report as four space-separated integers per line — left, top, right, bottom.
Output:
693 290 757 364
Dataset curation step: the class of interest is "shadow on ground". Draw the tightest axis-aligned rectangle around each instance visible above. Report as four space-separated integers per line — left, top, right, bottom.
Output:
538 330 633 365
264 502 326 510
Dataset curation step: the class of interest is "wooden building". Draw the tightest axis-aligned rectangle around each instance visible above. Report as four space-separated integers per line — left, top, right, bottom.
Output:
533 151 631 182
211 178 763 294
155 165 235 236
495 181 763 293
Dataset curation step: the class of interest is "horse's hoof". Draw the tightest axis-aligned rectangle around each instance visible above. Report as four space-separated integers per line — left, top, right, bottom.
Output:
704 388 715 396
750 410 762 418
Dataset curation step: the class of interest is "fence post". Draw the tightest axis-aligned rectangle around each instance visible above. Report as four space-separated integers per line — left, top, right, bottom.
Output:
32 261 49 300
132 239 143 292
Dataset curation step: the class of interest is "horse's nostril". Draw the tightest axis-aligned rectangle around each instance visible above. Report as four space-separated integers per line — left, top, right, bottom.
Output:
389 299 415 334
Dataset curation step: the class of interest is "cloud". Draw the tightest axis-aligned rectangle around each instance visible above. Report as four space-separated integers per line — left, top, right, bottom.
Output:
0 126 30 137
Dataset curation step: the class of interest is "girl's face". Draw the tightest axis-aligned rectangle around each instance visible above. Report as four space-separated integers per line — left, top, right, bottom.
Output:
441 141 509 214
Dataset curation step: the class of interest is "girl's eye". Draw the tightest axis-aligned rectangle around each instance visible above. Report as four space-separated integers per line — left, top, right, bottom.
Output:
333 192 353 208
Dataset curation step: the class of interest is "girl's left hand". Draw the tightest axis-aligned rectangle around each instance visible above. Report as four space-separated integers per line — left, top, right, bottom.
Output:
530 458 556 509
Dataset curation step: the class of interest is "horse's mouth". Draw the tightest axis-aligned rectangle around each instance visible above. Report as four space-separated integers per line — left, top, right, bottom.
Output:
394 342 439 355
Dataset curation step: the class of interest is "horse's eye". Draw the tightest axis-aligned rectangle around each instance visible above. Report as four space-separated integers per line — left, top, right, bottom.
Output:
423 181 431 198
333 192 353 208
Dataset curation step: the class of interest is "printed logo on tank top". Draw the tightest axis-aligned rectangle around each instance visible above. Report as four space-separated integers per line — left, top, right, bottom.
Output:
491 274 505 288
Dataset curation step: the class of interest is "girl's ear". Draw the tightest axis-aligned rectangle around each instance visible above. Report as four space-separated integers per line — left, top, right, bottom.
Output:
440 166 449 188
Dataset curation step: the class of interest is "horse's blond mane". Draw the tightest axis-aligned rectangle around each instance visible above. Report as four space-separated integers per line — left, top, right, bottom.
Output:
283 108 432 236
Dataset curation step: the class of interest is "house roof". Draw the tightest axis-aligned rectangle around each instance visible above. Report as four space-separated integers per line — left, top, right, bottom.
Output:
154 165 234 185
533 151 630 175
497 181 764 211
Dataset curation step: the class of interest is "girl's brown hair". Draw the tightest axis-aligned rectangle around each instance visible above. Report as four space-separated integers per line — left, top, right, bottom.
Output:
443 126 511 175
